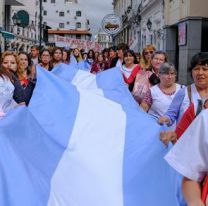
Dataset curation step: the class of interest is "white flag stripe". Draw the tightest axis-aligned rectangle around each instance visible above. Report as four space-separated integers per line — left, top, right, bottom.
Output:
48 88 126 206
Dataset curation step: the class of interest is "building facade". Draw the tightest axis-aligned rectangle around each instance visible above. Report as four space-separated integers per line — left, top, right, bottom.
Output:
10 0 39 51
164 0 208 84
0 0 22 52
95 29 113 49
140 0 165 51
0 0 39 52
42 0 92 45
113 0 134 49
112 0 164 52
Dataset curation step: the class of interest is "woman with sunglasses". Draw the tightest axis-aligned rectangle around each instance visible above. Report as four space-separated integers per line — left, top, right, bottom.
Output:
132 50 168 104
140 44 156 70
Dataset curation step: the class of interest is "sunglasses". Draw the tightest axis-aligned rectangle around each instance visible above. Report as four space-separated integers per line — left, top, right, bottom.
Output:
144 51 154 55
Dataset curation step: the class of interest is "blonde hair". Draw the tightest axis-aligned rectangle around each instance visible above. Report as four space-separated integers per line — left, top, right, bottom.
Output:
1 51 18 64
72 48 82 62
140 44 156 70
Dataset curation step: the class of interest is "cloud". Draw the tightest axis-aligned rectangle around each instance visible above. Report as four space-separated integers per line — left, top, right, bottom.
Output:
79 0 113 35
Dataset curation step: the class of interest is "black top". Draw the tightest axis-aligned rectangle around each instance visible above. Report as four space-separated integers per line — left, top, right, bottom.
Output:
12 74 36 105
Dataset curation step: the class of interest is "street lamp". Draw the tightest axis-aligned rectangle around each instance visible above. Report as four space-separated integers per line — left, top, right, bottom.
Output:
39 0 43 49
134 14 141 26
146 18 152 31
12 13 21 36
12 13 21 26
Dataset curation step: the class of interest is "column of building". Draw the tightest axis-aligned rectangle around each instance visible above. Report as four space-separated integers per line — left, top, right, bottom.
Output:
164 0 208 84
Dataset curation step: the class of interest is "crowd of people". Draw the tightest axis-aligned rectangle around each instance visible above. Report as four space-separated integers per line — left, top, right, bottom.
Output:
0 43 208 206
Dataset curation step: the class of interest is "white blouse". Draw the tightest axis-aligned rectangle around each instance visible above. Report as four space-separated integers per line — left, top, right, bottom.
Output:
148 83 181 121
165 109 208 181
0 76 17 117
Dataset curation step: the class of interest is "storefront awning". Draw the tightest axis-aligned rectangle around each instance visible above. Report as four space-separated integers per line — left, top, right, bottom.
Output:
5 0 24 6
0 30 16 39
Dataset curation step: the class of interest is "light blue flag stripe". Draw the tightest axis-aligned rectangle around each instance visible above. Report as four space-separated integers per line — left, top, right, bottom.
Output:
0 106 63 206
29 66 80 146
96 68 140 108
52 63 78 82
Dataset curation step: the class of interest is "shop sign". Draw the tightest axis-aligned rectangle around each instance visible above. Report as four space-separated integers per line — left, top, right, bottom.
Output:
178 22 187 46
101 14 122 35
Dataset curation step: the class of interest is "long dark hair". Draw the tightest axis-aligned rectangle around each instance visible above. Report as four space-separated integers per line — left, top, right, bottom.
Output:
123 49 138 64
0 67 13 81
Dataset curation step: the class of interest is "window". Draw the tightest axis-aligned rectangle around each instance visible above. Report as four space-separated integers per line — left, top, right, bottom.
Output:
76 11 81 17
51 0 55 3
43 10 47 16
67 21 70 25
76 22 81 29
59 23 65 28
76 34 81 39
59 12 64 16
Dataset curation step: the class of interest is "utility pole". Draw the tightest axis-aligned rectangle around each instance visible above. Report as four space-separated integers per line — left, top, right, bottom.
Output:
39 0 42 49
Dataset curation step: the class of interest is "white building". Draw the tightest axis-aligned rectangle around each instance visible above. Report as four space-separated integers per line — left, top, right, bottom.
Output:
11 0 38 51
113 0 165 52
42 0 92 44
95 29 113 49
113 0 142 52
0 0 25 52
128 0 142 51
113 0 132 46
140 0 165 50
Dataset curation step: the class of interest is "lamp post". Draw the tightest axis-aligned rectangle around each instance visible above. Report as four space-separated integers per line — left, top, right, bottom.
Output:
146 18 152 31
12 13 21 36
12 13 21 26
39 0 43 49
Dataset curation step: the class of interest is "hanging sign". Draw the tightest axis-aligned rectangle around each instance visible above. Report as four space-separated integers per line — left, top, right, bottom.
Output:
101 14 122 35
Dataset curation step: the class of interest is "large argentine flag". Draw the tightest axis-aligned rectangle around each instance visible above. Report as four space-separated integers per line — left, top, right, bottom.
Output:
0 66 180 206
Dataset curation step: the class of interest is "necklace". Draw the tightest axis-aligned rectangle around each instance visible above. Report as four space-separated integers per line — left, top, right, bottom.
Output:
159 84 176 96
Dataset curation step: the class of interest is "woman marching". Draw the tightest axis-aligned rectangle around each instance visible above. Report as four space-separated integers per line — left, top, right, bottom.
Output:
120 49 140 91
140 63 182 125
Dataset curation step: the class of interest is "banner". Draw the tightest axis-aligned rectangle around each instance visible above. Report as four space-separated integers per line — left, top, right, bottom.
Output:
54 35 103 52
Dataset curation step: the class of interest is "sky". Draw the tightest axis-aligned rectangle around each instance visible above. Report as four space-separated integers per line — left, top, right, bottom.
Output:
79 0 113 37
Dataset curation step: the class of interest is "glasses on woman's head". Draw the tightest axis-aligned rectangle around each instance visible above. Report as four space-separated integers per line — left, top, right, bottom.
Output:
144 50 154 55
